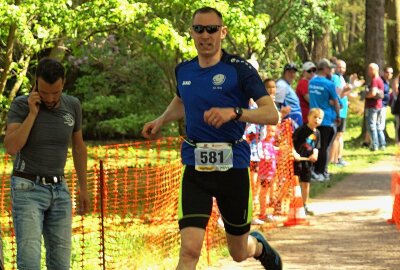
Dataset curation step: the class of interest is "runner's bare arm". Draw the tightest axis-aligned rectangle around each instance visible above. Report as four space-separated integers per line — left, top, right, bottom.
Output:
204 95 279 128
142 96 185 139
242 95 280 125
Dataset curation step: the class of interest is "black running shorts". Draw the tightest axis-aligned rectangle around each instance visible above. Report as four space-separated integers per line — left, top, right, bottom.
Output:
337 117 346 132
294 161 312 183
178 165 252 236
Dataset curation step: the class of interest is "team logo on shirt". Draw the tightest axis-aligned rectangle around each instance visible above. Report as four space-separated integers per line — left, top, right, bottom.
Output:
63 113 75 127
212 74 226 86
182 81 191 86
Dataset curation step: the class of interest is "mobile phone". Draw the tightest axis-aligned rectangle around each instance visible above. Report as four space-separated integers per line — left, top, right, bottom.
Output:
33 79 42 107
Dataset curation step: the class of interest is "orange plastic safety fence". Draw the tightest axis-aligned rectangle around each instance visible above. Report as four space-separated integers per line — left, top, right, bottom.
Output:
249 119 296 226
0 132 296 269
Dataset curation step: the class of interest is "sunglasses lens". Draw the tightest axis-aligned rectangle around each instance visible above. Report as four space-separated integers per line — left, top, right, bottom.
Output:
307 69 316 73
192 25 220 34
206 25 219 34
192 25 204 33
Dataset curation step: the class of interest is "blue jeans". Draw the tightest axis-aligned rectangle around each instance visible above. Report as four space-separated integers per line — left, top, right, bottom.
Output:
377 106 387 147
11 176 72 270
366 107 382 149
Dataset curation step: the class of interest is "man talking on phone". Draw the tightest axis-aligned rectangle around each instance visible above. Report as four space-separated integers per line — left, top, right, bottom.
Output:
4 58 90 270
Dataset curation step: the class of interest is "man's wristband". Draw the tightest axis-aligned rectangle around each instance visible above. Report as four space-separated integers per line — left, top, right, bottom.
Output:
233 107 243 120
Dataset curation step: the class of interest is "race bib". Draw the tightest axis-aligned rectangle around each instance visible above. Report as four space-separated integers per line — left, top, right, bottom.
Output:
194 142 233 172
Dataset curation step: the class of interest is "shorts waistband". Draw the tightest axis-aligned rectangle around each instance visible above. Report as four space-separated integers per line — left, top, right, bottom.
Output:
184 137 244 147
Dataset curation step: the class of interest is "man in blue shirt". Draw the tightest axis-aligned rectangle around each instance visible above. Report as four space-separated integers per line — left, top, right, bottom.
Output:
142 7 282 270
308 58 340 181
330 60 352 166
276 63 303 129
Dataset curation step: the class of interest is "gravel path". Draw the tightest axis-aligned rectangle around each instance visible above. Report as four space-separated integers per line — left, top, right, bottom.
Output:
210 158 400 270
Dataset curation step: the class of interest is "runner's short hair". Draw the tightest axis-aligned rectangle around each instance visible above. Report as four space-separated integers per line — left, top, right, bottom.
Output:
192 7 223 22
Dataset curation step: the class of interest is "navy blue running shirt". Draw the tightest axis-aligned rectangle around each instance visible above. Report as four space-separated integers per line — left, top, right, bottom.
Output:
176 51 268 168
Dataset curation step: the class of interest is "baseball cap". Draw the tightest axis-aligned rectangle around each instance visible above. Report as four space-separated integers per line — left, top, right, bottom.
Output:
283 63 298 72
302 61 316 71
317 58 335 70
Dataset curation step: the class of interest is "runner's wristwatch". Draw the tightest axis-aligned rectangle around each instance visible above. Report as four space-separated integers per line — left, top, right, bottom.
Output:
234 107 243 120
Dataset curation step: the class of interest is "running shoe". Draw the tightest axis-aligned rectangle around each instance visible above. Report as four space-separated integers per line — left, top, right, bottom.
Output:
336 158 348 167
322 172 330 181
304 205 314 216
250 230 282 270
311 172 324 182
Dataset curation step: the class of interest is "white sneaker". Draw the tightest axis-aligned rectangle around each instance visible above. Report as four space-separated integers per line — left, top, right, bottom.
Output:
311 172 324 182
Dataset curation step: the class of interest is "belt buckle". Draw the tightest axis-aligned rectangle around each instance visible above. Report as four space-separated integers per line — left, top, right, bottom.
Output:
40 176 52 186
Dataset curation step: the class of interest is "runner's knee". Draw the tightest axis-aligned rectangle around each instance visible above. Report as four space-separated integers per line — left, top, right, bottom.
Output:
180 243 202 261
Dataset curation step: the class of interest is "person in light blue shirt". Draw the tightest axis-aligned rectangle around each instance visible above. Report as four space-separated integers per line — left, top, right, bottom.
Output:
329 60 352 166
308 58 340 181
275 63 303 129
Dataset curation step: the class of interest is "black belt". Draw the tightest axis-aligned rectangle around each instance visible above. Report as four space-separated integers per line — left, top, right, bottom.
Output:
12 171 64 185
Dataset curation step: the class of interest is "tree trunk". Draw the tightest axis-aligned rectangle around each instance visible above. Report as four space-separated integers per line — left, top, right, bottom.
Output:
0 56 31 133
296 42 310 62
360 0 385 141
312 29 330 61
348 11 357 47
365 0 385 71
9 56 31 101
337 32 344 53
386 0 400 76
0 24 17 96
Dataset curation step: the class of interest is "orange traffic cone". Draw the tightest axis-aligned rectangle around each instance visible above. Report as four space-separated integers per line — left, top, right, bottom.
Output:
284 176 310 226
387 172 400 225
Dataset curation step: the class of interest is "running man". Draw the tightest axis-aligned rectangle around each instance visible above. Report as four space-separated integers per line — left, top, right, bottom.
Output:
142 6 282 270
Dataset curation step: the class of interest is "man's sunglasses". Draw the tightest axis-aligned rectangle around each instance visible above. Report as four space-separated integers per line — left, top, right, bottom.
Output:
192 25 222 34
307 68 317 73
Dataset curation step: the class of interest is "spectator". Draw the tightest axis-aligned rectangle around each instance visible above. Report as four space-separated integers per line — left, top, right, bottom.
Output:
308 58 341 181
378 66 393 150
391 76 400 143
276 63 303 128
329 60 352 166
296 61 317 124
244 99 266 225
293 108 324 215
258 125 278 221
266 78 290 119
3 58 90 269
365 63 385 151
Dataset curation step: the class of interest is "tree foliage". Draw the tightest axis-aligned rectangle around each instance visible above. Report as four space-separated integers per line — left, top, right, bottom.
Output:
0 0 343 139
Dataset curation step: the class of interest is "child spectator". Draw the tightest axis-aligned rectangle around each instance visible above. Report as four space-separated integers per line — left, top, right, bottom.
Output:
293 108 324 215
244 99 265 225
258 125 278 221
264 78 290 118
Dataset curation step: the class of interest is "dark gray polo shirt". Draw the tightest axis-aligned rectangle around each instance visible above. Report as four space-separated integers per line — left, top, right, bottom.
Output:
7 94 82 175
